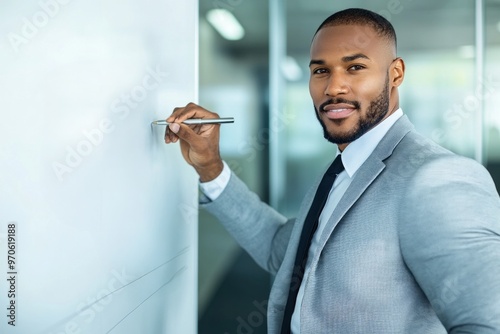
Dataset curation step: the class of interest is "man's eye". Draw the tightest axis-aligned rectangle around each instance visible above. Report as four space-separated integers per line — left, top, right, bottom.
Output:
313 68 328 74
348 65 365 71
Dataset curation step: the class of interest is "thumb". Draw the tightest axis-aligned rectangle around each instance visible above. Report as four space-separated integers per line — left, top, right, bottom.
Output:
169 123 181 134
169 122 198 146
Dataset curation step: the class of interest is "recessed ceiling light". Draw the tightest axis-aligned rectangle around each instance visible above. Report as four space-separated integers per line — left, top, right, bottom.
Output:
206 9 245 41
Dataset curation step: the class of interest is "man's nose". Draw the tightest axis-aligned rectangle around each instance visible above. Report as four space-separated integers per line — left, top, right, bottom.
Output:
324 73 348 96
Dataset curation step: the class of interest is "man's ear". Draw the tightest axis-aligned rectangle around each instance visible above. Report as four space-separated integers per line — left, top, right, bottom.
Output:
390 57 405 87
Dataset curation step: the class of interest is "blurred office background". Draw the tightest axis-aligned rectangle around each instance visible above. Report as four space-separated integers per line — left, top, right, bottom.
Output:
197 1 500 333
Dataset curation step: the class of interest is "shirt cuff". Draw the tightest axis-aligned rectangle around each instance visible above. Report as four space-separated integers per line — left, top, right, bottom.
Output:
199 160 231 201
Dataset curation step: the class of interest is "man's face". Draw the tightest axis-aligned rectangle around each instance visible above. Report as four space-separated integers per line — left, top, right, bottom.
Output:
309 24 400 149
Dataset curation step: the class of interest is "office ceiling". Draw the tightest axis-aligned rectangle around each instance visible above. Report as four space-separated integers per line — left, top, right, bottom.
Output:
199 0 500 59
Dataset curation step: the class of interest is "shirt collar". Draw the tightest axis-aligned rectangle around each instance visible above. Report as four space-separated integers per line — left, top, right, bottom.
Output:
339 108 403 177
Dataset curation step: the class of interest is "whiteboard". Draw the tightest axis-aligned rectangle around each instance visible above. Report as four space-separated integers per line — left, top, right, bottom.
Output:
0 1 198 333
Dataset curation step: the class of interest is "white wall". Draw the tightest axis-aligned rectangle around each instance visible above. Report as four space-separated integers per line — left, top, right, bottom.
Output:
0 1 198 333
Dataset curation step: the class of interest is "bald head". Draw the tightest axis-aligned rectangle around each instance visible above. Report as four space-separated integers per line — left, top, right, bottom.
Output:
314 8 397 57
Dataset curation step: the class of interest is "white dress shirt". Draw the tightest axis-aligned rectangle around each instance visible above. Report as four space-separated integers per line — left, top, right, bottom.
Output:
200 109 404 333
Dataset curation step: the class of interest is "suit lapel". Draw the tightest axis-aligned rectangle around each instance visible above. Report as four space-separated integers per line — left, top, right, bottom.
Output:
314 115 415 256
267 116 416 330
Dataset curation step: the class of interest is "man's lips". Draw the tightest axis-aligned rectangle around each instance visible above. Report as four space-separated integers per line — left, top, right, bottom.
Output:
321 103 357 120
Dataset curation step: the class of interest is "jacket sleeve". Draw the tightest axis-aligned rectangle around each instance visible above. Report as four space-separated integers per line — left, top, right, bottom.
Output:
201 171 294 274
399 156 500 333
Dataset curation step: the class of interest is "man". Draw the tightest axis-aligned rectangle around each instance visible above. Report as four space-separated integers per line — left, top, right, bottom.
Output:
165 8 500 333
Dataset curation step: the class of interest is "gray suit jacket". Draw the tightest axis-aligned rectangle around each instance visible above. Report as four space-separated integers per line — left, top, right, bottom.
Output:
201 115 500 333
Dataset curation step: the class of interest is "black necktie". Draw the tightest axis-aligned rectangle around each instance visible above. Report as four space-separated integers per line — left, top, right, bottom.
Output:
280 154 344 334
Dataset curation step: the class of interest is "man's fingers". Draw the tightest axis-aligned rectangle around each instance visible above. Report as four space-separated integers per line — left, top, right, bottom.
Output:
169 123 180 134
164 102 220 144
168 102 220 123
170 122 198 146
164 125 178 143
166 106 184 123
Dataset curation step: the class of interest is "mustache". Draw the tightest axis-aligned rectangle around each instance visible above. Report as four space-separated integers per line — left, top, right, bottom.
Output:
319 98 361 112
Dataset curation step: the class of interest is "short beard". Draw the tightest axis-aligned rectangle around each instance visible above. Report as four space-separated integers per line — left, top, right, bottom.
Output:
315 76 390 145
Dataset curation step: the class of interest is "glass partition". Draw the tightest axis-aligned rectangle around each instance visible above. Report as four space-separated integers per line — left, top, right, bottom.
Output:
485 0 500 192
